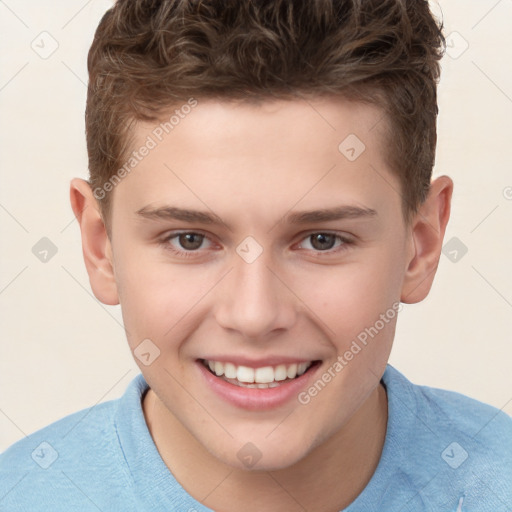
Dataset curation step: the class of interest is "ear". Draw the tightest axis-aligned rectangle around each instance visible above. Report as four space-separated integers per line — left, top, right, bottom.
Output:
401 175 453 304
69 178 119 305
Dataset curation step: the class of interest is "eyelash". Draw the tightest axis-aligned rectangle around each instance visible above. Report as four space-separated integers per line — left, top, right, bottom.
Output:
159 231 354 259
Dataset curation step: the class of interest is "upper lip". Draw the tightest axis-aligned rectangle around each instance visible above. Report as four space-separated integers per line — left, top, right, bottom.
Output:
199 356 320 368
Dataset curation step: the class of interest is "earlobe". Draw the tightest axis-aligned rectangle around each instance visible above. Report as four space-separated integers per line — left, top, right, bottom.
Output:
69 178 119 306
400 176 453 304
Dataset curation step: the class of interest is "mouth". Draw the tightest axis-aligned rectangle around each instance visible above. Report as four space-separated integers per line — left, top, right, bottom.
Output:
200 358 320 389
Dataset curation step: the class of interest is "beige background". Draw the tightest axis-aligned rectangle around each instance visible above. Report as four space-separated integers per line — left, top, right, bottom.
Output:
1 0 511 452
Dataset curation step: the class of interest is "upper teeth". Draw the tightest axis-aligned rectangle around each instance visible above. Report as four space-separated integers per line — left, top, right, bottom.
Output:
205 360 312 383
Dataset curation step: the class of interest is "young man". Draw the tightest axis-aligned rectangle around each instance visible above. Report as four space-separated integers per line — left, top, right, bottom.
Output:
1 0 511 510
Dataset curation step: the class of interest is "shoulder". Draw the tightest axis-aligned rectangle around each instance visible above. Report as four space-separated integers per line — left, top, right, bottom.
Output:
0 374 147 511
418 381 512 441
385 365 512 450
0 398 116 469
379 365 512 510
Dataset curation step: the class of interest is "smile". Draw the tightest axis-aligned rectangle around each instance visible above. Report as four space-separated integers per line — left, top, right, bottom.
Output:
202 359 315 388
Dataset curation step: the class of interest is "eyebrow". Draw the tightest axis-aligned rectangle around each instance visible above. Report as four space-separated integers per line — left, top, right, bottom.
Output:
135 204 378 229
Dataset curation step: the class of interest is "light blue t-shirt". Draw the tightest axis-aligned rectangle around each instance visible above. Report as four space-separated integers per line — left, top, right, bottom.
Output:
1 365 511 511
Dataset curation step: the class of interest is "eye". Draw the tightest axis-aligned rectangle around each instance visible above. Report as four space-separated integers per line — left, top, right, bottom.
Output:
160 231 214 258
173 232 207 250
297 232 352 255
159 230 353 259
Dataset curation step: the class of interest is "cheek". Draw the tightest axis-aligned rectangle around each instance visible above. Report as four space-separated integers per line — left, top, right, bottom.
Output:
114 251 175 341
304 249 404 348
114 251 215 348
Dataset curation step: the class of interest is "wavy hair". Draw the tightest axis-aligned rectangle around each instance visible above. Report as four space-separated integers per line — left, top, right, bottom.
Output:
86 0 445 227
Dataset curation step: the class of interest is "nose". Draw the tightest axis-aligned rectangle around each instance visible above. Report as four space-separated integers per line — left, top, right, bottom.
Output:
214 247 297 340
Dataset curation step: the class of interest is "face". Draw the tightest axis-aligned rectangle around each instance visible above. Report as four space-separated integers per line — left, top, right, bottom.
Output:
108 97 410 470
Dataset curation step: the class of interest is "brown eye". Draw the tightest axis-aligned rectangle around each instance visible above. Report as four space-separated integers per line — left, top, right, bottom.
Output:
177 233 205 250
161 231 213 258
309 233 337 251
296 232 352 256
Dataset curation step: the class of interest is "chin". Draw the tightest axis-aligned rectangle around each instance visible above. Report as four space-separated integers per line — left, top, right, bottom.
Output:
204 431 317 472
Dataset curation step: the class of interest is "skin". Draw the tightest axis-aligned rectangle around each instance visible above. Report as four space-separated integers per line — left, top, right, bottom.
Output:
70 96 452 511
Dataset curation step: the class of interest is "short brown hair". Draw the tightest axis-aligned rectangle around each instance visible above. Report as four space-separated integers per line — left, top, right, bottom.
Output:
86 0 445 229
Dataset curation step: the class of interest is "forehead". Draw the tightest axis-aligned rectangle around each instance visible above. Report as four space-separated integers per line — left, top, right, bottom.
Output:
112 96 400 227
136 96 387 157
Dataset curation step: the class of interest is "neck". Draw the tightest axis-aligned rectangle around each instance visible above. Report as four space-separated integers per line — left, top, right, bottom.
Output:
143 382 388 512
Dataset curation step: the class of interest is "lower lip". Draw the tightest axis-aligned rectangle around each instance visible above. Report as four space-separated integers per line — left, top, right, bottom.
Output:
196 360 320 411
